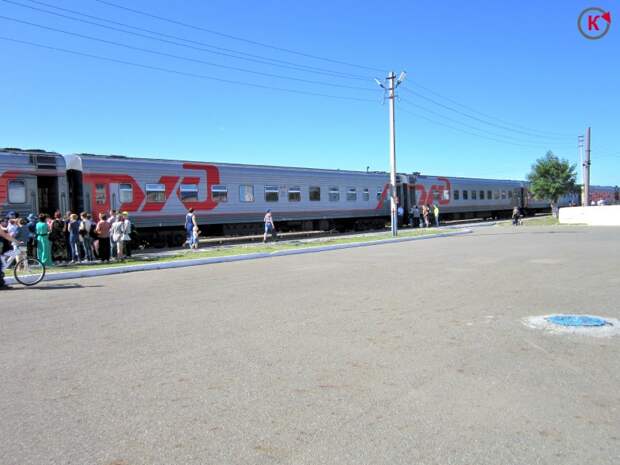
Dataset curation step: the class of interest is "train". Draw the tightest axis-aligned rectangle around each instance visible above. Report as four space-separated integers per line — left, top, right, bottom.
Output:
1 148 618 246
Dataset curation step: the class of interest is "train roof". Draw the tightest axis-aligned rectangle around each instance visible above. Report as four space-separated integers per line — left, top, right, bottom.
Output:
70 151 391 177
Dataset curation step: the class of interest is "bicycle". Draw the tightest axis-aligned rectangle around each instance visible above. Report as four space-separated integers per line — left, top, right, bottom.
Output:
1 244 46 286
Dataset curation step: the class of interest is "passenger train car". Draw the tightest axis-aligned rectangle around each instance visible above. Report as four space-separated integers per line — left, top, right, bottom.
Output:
1 148 616 246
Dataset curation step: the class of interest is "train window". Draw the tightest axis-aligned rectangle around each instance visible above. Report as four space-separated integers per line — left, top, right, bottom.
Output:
329 187 340 202
463 190 468 200
443 190 450 201
239 184 254 202
376 187 383 201
211 185 228 202
288 186 301 202
363 188 369 201
265 185 279 202
95 184 106 205
8 180 26 203
145 183 166 202
494 190 500 200
479 190 485 200
487 190 492 200
347 188 357 201
309 186 321 201
119 183 133 203
471 190 477 200
501 190 507 199
508 190 513 199
180 183 199 202
453 190 460 200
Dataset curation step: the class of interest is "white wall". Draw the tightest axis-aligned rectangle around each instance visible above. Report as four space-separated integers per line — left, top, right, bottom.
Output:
559 205 620 226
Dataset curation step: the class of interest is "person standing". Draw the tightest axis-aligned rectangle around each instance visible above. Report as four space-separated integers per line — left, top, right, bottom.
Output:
35 214 53 266
0 225 17 289
184 208 197 247
79 212 94 261
26 213 37 258
50 211 67 264
422 205 430 228
263 209 276 243
411 205 421 228
122 212 132 257
67 213 81 263
110 213 126 260
433 204 440 227
108 209 117 259
95 212 111 262
512 206 521 226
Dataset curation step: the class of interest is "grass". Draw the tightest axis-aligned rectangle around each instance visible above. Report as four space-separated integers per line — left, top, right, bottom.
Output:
498 215 560 227
41 228 446 275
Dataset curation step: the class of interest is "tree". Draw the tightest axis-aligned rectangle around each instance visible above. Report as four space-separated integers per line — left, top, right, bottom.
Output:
527 151 577 216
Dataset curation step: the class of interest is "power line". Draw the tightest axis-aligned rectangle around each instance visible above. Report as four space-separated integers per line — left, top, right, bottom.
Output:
401 87 570 140
0 14 376 93
0 36 377 102
398 105 561 149
399 96 572 147
7 0 369 81
93 0 385 73
405 78 573 138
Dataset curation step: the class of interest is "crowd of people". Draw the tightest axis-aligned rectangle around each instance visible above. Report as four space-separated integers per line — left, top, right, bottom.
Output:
399 203 441 228
0 209 135 269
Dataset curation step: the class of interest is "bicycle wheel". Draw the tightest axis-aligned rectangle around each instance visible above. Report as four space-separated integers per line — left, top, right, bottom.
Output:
13 257 46 286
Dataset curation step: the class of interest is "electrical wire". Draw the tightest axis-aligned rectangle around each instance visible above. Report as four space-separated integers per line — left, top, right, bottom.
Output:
0 14 376 93
0 35 378 102
7 0 371 81
399 96 572 147
398 105 562 149
401 87 570 140
93 0 385 73
405 78 573 138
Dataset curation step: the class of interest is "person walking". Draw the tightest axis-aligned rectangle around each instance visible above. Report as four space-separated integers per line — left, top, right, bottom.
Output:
95 212 111 262
35 214 53 266
512 206 521 226
67 213 81 263
191 225 200 249
79 212 95 261
433 204 440 227
184 208 197 247
263 209 276 243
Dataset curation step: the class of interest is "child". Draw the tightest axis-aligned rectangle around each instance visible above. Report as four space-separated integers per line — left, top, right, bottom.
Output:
191 225 200 249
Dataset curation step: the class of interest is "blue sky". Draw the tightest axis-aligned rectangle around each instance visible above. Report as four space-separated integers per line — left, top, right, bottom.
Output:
1 0 618 185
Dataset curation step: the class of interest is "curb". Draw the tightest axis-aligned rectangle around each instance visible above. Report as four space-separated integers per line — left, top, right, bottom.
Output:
7 229 473 284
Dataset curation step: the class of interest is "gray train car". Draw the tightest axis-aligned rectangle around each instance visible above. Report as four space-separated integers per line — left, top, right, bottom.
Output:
65 153 392 244
0 148 68 217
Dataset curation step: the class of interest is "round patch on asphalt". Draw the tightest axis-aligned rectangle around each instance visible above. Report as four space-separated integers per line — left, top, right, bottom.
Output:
523 314 620 337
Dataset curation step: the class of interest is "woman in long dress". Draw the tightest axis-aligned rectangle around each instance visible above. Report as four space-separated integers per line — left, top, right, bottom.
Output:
35 214 53 266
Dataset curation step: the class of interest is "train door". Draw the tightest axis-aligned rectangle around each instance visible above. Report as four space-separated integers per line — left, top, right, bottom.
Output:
396 181 408 225
36 176 59 216
67 169 84 214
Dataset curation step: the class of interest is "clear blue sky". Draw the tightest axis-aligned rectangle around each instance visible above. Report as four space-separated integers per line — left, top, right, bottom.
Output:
1 0 618 185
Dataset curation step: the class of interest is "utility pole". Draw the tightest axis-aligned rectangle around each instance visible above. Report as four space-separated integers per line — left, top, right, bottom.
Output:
375 71 406 236
584 127 591 206
578 135 584 205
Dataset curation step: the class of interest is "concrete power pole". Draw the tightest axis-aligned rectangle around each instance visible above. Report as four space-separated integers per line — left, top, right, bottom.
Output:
375 71 406 237
584 127 591 206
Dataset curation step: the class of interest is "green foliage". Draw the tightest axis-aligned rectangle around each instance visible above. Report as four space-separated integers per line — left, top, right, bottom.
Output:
527 151 577 204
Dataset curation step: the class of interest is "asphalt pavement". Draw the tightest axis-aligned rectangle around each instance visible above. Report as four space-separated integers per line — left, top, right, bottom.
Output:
1 225 619 465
